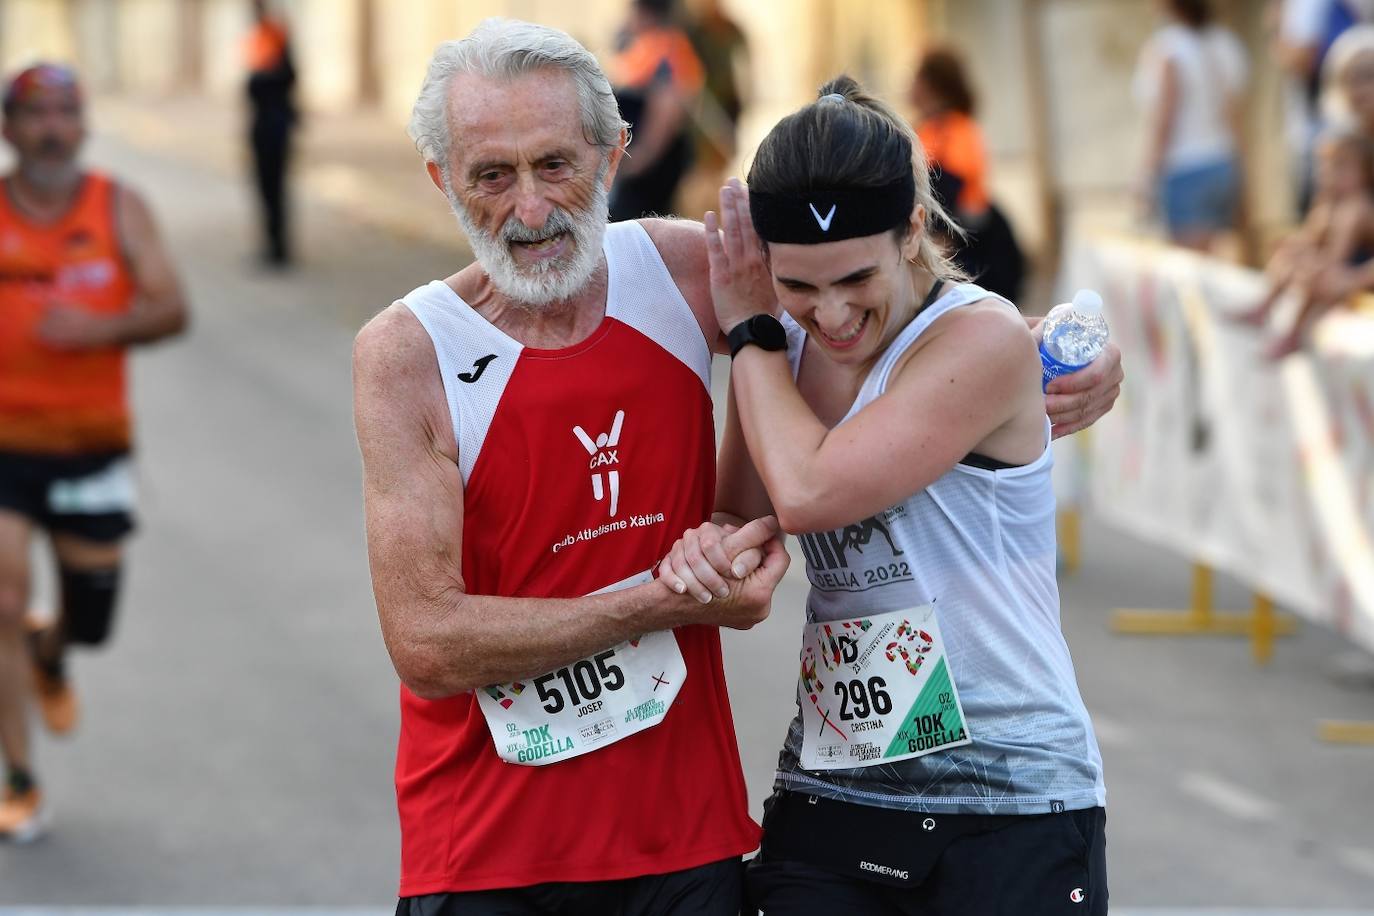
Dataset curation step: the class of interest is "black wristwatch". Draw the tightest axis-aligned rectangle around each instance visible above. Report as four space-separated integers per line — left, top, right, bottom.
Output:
727 314 787 358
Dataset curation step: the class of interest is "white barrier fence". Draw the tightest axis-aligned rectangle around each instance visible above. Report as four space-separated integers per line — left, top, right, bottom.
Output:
1056 237 1374 655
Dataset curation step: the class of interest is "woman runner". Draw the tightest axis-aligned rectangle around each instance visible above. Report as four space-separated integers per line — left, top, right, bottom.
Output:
659 76 1108 915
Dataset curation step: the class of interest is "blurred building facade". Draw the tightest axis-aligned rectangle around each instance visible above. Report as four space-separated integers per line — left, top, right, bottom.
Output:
0 0 1289 273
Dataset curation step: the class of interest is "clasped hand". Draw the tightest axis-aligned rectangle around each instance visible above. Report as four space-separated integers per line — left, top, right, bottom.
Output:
657 515 790 630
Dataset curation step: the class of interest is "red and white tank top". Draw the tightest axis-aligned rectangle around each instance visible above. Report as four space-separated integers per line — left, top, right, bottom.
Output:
393 220 758 895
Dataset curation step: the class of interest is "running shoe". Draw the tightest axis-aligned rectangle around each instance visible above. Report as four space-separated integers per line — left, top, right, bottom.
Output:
0 786 48 844
26 616 78 735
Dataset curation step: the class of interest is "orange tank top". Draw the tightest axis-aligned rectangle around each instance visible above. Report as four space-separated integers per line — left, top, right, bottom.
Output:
613 27 705 94
0 173 137 454
916 111 990 216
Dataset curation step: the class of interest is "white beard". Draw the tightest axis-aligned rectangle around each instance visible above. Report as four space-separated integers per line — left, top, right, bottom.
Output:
448 173 609 308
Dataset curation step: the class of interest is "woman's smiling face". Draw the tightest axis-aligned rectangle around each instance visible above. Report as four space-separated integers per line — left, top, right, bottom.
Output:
766 221 925 366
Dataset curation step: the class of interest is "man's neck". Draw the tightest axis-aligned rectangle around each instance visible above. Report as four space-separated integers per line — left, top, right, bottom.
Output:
7 168 83 222
455 259 610 350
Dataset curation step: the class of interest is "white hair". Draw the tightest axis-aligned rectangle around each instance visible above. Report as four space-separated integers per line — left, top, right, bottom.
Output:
1322 24 1374 124
408 18 627 179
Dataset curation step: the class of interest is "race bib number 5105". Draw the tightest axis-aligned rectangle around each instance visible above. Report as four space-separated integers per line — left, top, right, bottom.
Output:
475 570 686 766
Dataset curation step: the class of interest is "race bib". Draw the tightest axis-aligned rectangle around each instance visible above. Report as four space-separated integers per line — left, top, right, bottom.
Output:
799 604 971 770
476 570 686 766
48 458 136 515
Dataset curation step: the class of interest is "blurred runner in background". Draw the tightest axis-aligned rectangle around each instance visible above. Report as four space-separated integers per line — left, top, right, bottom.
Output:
0 63 188 842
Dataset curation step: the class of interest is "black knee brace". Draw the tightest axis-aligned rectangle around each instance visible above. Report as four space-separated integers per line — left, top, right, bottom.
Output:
59 565 121 647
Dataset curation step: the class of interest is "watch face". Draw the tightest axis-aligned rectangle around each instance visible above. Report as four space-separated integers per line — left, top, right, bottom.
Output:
752 315 787 350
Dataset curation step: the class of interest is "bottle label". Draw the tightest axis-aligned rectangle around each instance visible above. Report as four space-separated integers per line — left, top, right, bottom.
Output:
1039 347 1085 390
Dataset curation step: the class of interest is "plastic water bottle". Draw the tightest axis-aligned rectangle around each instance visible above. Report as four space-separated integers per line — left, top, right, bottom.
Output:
1039 289 1108 390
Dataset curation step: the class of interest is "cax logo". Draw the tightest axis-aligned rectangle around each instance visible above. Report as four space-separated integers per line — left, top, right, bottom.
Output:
573 409 625 517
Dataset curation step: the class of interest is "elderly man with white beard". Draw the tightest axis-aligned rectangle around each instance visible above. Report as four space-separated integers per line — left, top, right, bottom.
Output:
352 18 1123 916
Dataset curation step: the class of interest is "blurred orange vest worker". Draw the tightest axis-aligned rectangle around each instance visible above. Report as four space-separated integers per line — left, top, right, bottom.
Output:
613 27 704 94
0 173 137 454
916 110 989 216
243 17 289 73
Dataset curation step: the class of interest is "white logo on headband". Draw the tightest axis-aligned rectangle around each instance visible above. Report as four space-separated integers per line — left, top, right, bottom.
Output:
809 203 836 232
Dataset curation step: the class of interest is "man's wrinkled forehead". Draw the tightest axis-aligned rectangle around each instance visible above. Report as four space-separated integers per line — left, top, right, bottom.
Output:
447 69 593 163
4 63 82 114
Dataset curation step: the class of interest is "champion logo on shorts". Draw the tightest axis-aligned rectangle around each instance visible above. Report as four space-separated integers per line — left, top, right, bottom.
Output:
1070 887 1086 904
573 409 625 517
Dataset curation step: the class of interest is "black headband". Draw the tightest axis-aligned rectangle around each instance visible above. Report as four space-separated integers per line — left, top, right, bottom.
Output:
749 173 916 245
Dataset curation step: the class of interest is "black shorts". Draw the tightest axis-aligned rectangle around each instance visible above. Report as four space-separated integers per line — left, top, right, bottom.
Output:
745 790 1107 916
395 856 743 916
0 450 136 543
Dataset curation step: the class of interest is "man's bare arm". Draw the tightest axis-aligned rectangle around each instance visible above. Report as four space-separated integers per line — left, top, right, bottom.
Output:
111 185 189 344
642 216 730 353
38 185 189 351
354 304 785 699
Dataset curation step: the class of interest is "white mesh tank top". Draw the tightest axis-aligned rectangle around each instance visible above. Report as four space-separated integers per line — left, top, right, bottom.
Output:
774 282 1106 815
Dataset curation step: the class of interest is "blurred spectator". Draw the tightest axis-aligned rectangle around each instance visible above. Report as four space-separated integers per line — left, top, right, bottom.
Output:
1236 126 1374 357
1275 0 1373 214
609 0 704 220
1134 0 1249 252
1282 26 1374 321
0 63 188 842
909 46 1025 302
244 0 297 267
1320 22 1374 131
685 0 751 168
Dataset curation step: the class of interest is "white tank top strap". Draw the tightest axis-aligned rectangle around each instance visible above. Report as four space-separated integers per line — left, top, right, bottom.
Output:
866 282 1050 473
401 280 509 344
780 311 808 379
601 220 712 391
866 282 1011 398
781 282 1013 409
400 280 524 485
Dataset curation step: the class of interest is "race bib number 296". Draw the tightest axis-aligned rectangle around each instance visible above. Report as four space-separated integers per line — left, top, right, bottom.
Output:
475 570 686 766
799 604 971 770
